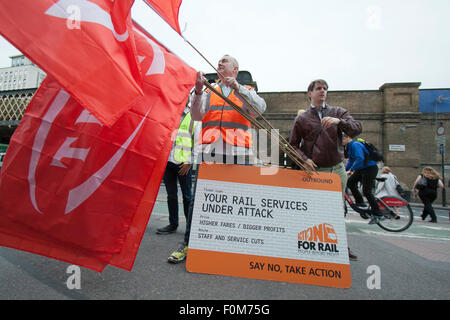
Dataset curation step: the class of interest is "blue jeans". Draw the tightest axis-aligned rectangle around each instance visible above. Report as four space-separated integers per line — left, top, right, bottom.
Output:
163 161 193 227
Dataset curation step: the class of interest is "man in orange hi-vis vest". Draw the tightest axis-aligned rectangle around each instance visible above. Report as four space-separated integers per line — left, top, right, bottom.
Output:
191 55 267 164
167 55 267 263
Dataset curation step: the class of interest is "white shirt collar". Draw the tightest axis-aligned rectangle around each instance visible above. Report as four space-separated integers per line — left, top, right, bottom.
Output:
310 102 325 109
221 85 232 97
310 103 326 119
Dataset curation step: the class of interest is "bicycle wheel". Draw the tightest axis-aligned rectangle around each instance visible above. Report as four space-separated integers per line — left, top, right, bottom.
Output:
376 196 414 232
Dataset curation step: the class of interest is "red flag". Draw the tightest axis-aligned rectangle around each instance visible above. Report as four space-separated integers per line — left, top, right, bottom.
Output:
0 0 143 127
0 23 196 272
143 0 183 34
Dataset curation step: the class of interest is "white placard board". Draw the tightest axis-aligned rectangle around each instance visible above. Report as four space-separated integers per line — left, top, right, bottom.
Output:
186 164 351 288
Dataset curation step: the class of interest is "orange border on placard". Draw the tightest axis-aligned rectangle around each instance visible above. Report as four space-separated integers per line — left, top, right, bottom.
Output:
197 163 342 192
189 163 350 288
186 249 351 288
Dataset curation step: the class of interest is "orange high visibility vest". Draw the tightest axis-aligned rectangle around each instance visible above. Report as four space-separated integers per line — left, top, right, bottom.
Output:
201 84 253 148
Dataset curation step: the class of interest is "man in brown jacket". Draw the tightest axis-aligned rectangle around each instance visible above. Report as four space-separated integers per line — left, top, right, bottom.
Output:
289 79 361 190
289 79 362 260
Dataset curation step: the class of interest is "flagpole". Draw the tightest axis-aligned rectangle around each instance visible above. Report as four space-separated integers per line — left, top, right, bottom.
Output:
183 36 314 175
184 38 225 77
202 80 313 175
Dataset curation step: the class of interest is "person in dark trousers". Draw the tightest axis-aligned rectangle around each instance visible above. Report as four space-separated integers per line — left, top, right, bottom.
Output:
289 79 362 261
156 105 201 235
412 166 444 223
343 134 382 225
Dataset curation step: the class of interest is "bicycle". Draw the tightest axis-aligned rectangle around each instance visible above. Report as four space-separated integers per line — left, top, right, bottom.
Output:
344 178 414 232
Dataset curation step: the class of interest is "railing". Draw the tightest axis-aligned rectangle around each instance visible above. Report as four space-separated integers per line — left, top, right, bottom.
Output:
0 89 35 126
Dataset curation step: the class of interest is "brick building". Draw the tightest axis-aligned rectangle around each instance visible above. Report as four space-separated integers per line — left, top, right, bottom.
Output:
260 82 450 204
0 68 449 203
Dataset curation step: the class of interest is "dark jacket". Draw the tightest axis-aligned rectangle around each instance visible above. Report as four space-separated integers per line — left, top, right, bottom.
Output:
289 104 362 168
345 140 377 171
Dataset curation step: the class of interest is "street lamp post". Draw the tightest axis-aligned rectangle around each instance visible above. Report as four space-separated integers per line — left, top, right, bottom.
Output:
434 96 449 207
437 123 446 207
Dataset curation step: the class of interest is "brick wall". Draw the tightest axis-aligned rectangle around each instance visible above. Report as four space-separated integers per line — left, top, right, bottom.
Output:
259 82 450 205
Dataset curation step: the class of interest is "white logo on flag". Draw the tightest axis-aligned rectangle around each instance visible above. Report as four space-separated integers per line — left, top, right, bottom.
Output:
135 29 166 76
51 137 91 168
27 23 167 214
28 89 151 215
45 0 129 41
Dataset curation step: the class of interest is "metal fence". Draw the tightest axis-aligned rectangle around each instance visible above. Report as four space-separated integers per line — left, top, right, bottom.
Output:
0 89 35 126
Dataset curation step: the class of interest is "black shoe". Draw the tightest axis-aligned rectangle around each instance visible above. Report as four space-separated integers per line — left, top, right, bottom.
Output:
368 215 385 225
348 247 358 261
156 224 178 235
355 202 367 208
359 212 370 220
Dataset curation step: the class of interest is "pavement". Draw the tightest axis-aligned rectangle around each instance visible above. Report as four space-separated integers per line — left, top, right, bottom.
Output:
409 199 450 212
0 183 449 304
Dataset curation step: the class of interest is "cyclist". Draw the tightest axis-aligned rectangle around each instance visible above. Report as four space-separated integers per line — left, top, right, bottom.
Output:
343 134 383 224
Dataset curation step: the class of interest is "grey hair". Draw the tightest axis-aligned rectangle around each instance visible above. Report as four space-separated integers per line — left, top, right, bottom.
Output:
223 54 239 69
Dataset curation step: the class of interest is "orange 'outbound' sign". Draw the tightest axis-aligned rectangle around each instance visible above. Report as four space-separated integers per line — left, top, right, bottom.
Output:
186 164 351 288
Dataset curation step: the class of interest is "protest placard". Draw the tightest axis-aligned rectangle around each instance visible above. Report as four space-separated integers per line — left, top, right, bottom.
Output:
186 164 351 288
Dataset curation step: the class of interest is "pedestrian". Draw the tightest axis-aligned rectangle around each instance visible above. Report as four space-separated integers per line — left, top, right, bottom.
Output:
342 135 383 225
167 54 267 263
157 102 201 235
289 79 362 261
374 166 401 218
412 166 444 223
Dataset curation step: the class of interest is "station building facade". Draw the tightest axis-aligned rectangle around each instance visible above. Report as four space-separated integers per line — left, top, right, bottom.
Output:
1 66 449 203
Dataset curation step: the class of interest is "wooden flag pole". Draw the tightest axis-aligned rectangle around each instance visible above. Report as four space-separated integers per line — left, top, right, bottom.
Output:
183 36 315 174
202 80 313 175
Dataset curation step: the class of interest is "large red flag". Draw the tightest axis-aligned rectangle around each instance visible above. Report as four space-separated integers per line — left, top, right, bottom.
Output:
0 0 142 127
143 0 183 34
0 24 196 272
